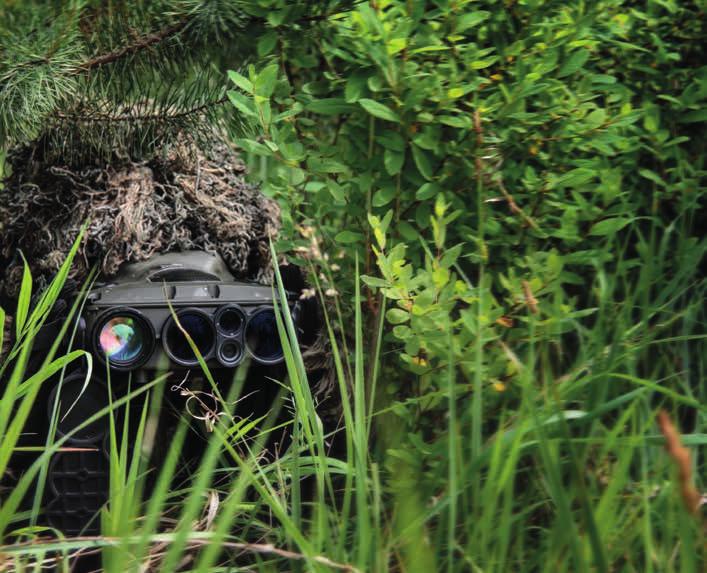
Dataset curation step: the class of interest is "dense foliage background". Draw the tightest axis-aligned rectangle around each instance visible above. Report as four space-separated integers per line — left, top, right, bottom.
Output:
229 0 706 570
0 1 705 572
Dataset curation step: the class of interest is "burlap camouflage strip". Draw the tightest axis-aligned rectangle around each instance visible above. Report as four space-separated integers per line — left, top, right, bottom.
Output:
0 139 280 298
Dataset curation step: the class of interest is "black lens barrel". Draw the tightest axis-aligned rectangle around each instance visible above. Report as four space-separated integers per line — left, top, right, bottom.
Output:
244 307 284 365
162 308 216 366
92 308 154 371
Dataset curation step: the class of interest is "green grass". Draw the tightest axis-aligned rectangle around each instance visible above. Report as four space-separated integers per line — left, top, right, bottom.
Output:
0 223 704 572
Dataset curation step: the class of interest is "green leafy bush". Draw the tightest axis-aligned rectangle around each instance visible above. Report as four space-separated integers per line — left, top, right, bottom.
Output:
226 1 705 570
229 0 705 383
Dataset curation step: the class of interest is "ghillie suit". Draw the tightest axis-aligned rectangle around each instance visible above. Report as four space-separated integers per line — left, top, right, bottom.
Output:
0 139 280 298
0 0 351 407
0 137 338 415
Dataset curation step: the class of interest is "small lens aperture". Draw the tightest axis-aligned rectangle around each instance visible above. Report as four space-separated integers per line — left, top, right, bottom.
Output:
219 341 242 364
245 308 283 363
165 311 215 364
99 316 145 364
217 307 244 336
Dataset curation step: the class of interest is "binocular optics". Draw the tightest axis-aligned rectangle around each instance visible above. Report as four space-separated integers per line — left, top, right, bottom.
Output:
85 251 299 371
15 250 305 536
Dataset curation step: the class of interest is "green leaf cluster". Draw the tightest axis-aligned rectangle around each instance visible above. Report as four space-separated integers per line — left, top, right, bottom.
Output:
229 0 705 372
227 3 705 568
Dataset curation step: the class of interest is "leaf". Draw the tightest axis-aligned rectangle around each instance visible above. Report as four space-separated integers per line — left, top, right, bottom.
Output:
373 186 397 207
678 109 707 123
555 168 595 188
558 50 590 77
257 31 278 56
327 182 346 203
456 11 490 33
470 59 497 70
589 218 632 236
15 254 32 339
345 71 369 103
235 138 273 156
411 145 434 180
440 244 463 268
393 325 412 340
386 308 409 325
381 209 394 233
584 108 606 129
359 99 400 123
335 231 364 244
227 91 258 118
374 227 386 249
227 70 253 94
398 221 417 241
361 275 389 288
384 149 404 175
638 169 667 187
416 182 440 200
254 64 279 98
273 102 303 122
376 131 406 151
307 156 348 173
439 115 472 128
306 98 357 115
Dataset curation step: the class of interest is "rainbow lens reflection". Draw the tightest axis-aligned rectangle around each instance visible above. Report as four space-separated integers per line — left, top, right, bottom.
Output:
98 316 145 364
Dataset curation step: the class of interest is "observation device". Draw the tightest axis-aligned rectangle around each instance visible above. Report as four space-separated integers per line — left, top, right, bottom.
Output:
85 251 297 371
16 251 302 536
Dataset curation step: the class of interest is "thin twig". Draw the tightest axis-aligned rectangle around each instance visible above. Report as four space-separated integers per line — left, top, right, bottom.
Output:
473 109 540 231
1 535 361 572
53 95 228 124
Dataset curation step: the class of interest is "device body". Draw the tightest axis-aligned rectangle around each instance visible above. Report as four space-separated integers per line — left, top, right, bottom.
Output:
11 251 300 536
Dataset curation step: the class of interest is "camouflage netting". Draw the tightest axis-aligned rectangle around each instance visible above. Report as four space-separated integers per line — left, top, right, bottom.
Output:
0 139 281 298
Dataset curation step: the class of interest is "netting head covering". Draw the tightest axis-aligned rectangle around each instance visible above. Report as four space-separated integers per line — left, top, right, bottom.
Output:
0 139 280 297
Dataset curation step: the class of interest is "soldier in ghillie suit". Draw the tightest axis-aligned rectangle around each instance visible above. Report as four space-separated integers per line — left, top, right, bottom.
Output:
0 0 345 396
0 137 332 392
0 9 344 533
0 135 334 377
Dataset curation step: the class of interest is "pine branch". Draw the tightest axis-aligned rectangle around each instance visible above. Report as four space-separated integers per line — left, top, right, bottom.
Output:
75 18 189 73
0 0 359 160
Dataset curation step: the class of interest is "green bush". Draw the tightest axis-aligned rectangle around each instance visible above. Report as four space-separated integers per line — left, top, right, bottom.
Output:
227 0 705 570
230 0 704 369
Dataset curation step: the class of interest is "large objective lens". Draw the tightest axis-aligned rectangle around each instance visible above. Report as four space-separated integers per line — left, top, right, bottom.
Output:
245 308 283 363
164 310 215 364
98 316 146 365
